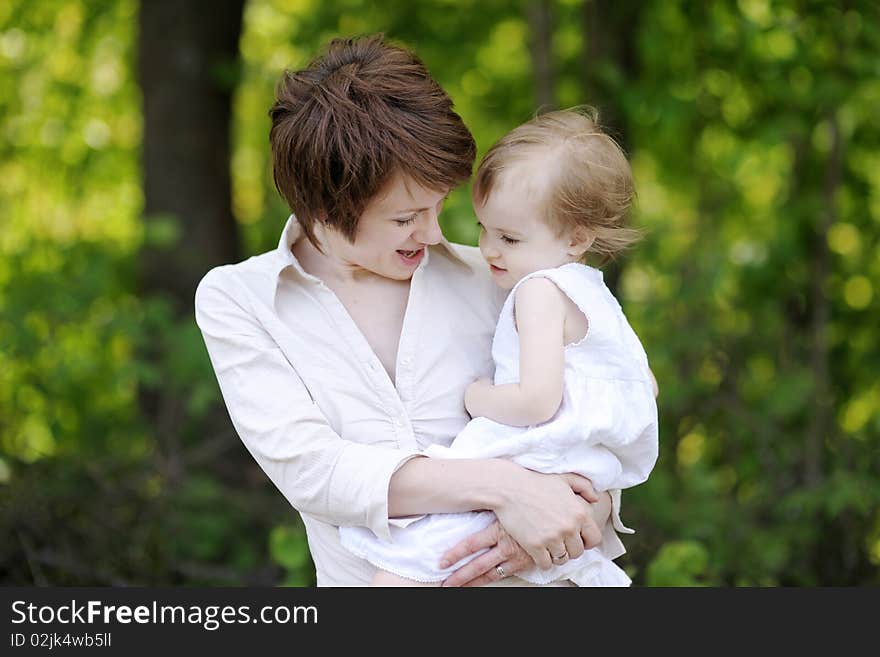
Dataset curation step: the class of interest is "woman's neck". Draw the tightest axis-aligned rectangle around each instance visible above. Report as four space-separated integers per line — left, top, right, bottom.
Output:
292 232 371 286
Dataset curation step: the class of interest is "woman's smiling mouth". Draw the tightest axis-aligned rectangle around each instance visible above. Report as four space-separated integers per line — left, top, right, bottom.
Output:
397 248 424 265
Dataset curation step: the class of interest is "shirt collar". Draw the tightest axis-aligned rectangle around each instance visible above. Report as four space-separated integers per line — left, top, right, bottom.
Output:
273 214 471 281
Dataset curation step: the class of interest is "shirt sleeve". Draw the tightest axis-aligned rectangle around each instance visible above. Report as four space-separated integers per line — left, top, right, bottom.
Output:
598 489 632 561
195 268 421 541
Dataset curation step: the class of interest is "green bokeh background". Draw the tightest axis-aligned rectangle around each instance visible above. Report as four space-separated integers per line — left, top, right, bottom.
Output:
1 0 878 586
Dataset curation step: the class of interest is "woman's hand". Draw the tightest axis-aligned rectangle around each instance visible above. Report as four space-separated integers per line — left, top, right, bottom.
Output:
489 461 602 570
439 520 533 587
439 485 611 586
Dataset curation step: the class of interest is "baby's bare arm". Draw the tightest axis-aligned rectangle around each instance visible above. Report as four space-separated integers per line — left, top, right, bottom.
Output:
465 277 567 426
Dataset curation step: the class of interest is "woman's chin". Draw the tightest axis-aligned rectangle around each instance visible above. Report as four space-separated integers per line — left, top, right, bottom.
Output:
378 261 418 281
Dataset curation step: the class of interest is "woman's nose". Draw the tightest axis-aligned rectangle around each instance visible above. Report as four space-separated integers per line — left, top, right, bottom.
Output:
414 211 443 245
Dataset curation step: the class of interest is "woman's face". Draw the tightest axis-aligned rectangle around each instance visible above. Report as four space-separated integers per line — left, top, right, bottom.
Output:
322 174 448 281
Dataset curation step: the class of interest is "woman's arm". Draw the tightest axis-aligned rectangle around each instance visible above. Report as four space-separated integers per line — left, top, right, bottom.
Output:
389 456 604 572
197 269 602 557
464 277 567 426
196 269 423 541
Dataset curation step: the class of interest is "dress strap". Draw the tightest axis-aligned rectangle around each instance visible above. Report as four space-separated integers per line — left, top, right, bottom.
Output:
508 263 614 344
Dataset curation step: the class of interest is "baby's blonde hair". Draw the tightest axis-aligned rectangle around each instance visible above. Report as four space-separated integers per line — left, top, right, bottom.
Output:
472 107 640 260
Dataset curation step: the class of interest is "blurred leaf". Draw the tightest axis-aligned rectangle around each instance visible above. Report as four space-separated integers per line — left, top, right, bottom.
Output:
645 541 714 587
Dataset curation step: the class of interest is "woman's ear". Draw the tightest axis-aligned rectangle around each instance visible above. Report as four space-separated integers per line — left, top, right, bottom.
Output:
567 227 595 258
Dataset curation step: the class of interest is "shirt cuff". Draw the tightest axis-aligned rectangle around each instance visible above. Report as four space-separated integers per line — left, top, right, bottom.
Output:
327 442 421 542
388 515 427 529
593 489 632 562
609 488 635 534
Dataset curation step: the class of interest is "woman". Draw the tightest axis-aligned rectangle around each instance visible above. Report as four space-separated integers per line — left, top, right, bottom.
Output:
195 34 631 586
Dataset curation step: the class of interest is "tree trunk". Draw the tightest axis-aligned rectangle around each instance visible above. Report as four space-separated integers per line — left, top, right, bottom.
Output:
137 0 245 479
527 0 556 110
805 113 840 489
581 0 642 295
138 0 244 311
581 0 640 153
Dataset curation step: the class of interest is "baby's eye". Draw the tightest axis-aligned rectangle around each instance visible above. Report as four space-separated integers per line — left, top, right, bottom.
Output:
394 215 417 226
501 235 520 245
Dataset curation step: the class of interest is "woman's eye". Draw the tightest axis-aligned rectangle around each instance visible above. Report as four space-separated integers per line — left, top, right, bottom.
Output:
395 215 417 226
501 235 519 245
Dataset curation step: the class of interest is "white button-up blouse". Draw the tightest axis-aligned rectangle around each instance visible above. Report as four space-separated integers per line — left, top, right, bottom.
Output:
195 216 629 586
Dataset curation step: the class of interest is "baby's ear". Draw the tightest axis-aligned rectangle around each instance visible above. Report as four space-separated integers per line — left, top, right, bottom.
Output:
567 227 595 257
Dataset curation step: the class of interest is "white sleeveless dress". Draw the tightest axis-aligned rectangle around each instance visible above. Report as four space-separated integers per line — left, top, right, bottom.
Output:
340 263 659 585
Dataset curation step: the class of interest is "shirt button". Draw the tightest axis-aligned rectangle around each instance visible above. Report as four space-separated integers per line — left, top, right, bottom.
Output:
401 357 411 366
395 418 405 427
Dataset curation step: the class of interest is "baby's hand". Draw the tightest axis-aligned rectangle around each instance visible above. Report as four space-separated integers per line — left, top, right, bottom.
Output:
464 377 493 417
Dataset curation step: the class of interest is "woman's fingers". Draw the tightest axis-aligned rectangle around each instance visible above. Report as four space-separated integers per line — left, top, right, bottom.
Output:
580 489 610 550
438 521 500 569
561 473 603 552
530 545 553 570
450 550 533 587
549 543 567 560
442 547 506 587
563 534 584 560
581 520 603 550
491 467 600 571
442 521 534 587
562 473 599 503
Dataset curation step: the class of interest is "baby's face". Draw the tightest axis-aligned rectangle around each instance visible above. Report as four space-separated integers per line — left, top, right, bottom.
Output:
474 178 580 290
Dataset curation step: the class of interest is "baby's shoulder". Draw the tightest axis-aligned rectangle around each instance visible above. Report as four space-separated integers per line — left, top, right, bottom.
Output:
513 275 569 312
515 273 566 296
516 266 609 311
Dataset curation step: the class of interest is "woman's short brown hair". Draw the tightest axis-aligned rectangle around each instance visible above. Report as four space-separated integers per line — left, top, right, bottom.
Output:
473 107 640 260
269 34 476 248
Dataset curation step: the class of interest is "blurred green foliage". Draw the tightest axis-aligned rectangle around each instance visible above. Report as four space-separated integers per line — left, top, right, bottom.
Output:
1 0 878 586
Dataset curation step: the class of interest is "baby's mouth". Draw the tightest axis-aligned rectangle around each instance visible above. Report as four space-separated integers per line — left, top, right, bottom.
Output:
397 248 422 258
